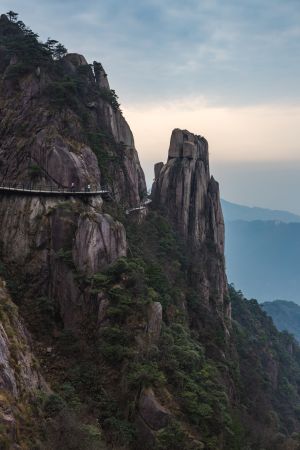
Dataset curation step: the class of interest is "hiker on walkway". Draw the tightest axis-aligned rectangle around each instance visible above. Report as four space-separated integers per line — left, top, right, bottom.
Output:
87 184 91 192
71 182 75 192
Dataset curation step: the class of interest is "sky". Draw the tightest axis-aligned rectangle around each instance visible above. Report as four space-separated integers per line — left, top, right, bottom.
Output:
2 0 300 212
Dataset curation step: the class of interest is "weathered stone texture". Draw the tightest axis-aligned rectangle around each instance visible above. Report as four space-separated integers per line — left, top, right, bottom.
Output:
0 45 147 329
146 302 162 345
0 283 41 394
152 128 228 313
73 213 127 275
138 388 171 431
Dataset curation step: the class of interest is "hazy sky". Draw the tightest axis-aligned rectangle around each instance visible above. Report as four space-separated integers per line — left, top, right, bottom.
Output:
3 0 300 212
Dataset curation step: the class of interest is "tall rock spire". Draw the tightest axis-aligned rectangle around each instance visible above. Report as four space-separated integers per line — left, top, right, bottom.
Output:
152 128 229 317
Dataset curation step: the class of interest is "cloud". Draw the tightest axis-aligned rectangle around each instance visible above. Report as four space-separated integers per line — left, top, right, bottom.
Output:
122 96 300 214
123 98 300 183
2 0 300 107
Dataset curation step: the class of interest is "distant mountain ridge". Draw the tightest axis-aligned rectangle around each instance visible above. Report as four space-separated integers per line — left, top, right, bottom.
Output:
222 199 300 223
223 199 300 303
225 219 300 303
262 300 300 342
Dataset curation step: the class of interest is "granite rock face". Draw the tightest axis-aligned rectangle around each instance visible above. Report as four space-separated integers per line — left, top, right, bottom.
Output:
152 129 228 315
0 281 43 395
146 302 163 345
152 129 223 250
0 16 145 330
0 13 146 206
73 212 127 275
0 15 146 328
0 279 46 442
0 194 127 329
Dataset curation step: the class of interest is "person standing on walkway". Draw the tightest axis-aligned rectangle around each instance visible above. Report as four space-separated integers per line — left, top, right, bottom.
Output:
87 184 91 192
71 182 75 192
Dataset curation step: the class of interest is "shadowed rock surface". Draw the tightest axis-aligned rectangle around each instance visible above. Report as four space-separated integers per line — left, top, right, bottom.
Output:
0 279 47 445
0 14 146 332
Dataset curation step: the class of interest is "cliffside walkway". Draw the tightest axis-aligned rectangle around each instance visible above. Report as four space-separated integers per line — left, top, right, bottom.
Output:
125 198 152 214
0 183 112 200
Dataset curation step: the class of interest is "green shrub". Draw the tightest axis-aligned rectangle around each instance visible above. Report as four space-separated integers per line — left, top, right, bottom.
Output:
4 62 30 80
57 330 81 356
28 163 42 179
85 132 118 183
56 248 74 266
103 417 136 445
90 273 110 290
43 393 66 417
127 362 166 390
80 424 102 445
156 421 191 450
44 79 79 109
59 383 82 410
45 409 105 450
98 88 120 111
99 342 132 363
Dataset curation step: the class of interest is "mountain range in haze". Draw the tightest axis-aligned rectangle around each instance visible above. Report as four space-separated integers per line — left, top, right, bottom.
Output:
262 300 300 343
222 199 300 223
223 199 300 304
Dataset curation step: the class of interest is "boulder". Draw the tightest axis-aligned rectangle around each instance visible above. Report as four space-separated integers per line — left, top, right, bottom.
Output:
138 388 171 430
64 53 88 67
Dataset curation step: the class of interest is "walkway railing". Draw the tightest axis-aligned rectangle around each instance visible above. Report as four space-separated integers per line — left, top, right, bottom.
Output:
0 182 154 212
0 182 113 199
126 198 152 215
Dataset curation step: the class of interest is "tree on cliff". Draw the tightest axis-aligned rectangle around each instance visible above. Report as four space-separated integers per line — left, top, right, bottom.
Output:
44 38 67 59
53 42 67 59
6 11 18 22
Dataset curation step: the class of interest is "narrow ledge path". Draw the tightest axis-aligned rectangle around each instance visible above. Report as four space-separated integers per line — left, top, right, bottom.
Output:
0 184 112 200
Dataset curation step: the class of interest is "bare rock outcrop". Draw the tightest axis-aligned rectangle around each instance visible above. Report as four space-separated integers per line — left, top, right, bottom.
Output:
0 19 146 331
146 302 162 345
73 213 126 275
0 279 46 443
152 129 223 250
152 129 229 315
138 388 171 431
0 194 127 329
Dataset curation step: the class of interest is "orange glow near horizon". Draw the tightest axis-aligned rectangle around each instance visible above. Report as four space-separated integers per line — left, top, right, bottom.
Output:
123 100 300 172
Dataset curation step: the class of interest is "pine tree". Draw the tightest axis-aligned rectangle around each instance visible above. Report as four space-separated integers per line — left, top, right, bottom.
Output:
6 11 18 22
53 43 67 59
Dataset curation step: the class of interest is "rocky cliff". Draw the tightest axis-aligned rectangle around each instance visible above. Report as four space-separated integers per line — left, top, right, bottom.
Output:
0 278 47 448
152 129 229 318
0 13 145 332
0 14 146 205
